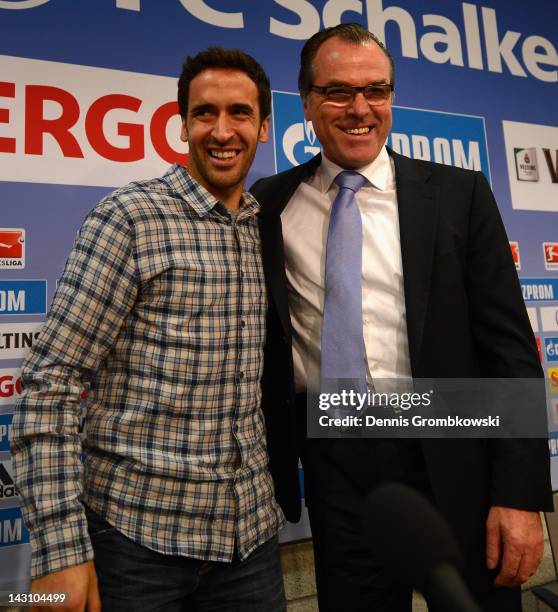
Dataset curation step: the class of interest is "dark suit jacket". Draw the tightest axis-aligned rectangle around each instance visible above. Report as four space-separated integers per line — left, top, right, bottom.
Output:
251 149 552 587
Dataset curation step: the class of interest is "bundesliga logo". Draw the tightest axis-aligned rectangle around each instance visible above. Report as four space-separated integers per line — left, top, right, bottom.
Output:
0 229 25 269
509 241 520 270
514 148 539 182
543 243 558 271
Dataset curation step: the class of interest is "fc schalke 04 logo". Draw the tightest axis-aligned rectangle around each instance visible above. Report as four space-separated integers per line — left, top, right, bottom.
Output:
0 0 50 8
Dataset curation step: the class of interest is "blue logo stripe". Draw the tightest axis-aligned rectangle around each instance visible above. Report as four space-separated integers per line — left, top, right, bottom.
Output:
0 280 47 315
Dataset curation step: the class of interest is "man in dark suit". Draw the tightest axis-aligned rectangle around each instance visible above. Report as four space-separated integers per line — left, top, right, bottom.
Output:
252 23 552 612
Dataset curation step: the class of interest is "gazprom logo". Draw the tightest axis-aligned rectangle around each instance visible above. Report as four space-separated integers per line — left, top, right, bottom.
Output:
0 507 29 548
0 413 12 452
0 280 47 315
387 107 491 180
272 91 321 172
272 91 490 181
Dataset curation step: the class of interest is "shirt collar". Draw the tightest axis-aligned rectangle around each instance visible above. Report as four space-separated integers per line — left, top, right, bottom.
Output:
319 146 392 193
162 164 260 218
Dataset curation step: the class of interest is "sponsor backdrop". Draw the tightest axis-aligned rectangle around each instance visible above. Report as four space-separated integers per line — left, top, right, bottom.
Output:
0 0 556 591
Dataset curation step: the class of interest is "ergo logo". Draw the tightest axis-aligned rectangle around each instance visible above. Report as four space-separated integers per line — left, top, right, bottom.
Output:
0 371 23 404
0 56 188 186
0 82 187 165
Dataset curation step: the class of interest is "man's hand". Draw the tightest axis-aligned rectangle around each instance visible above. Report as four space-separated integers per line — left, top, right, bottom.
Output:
30 560 101 612
486 506 544 587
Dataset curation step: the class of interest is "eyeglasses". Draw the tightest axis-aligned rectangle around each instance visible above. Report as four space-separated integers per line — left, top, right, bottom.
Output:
309 83 394 106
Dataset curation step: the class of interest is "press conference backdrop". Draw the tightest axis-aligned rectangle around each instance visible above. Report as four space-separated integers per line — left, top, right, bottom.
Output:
0 0 556 591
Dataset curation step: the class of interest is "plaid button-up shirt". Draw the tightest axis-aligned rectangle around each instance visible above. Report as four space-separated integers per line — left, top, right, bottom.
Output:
11 164 284 579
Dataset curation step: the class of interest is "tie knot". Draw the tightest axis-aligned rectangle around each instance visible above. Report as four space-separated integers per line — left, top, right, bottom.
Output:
334 171 367 193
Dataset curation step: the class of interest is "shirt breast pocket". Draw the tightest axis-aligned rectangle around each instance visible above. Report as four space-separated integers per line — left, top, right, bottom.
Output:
137 257 234 319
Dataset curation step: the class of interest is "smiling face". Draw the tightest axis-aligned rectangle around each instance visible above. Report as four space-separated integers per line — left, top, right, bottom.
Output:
303 37 393 170
180 68 269 208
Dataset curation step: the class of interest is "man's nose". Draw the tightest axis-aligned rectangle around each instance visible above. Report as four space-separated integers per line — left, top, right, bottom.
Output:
347 92 370 116
212 114 234 141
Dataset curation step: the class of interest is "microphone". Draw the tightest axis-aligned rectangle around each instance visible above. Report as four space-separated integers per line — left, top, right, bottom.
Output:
363 483 482 612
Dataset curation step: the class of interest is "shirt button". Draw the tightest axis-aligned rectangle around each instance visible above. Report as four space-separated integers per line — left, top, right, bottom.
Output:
241 320 246 328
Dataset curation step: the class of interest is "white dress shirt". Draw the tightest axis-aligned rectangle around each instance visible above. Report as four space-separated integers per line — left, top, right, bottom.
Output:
281 146 412 392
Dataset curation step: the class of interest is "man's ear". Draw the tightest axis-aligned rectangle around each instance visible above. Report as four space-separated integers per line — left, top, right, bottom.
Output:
302 95 311 121
180 117 188 143
258 116 270 143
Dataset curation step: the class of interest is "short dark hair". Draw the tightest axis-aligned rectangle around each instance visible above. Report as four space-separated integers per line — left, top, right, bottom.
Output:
298 23 395 97
177 47 271 123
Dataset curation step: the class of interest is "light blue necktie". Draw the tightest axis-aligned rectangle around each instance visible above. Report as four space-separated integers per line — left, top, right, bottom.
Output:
321 171 368 395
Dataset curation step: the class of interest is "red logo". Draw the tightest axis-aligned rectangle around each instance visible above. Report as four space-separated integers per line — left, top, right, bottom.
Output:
543 243 558 271
509 242 520 270
0 376 22 400
0 229 25 262
0 81 187 166
536 337 542 362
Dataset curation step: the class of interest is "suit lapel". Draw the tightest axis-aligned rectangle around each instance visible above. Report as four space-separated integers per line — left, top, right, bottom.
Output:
390 150 439 374
257 155 322 336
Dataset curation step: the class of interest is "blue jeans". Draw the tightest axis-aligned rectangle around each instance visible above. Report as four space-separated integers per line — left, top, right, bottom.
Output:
85 506 286 612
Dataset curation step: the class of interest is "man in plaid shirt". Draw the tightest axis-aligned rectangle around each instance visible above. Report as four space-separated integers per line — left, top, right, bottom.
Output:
11 48 286 612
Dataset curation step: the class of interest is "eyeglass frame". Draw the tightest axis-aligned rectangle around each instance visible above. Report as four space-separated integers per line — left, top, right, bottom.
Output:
308 83 394 106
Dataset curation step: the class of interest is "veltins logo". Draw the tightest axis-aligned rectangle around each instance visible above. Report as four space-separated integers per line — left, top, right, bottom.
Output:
510 242 520 271
514 148 539 182
272 94 490 179
0 507 29 548
272 91 320 172
540 307 558 333
543 243 558 271
546 338 558 363
503 121 558 213
0 369 23 406
549 367 558 393
0 462 16 500
527 308 539 333
0 413 12 452
0 229 25 269
0 322 43 360
0 280 47 315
